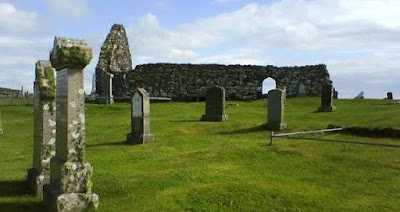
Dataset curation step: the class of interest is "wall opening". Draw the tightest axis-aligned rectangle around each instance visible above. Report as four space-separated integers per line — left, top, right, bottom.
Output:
262 77 276 94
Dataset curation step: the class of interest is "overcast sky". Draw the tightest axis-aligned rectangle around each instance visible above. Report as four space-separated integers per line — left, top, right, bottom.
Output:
0 0 399 98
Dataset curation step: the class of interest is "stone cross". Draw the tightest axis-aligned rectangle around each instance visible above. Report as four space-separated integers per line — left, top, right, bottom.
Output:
265 89 286 130
27 60 56 198
387 92 393 100
43 37 99 211
317 83 336 112
201 86 228 122
127 88 154 145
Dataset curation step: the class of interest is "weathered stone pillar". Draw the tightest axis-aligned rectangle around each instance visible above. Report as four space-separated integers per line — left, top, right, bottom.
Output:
317 83 336 112
387 92 393 100
127 88 154 145
265 89 286 131
27 61 56 197
201 86 228 122
43 37 99 211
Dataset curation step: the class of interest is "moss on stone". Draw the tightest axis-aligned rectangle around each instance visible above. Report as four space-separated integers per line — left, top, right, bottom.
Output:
35 61 56 100
50 37 93 70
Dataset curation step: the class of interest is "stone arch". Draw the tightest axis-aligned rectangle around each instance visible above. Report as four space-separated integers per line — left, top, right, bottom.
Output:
261 77 276 94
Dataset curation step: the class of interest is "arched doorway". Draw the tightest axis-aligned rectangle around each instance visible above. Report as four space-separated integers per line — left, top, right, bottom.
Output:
262 77 276 94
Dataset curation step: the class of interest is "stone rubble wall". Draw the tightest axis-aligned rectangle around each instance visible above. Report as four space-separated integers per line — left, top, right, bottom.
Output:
119 63 331 100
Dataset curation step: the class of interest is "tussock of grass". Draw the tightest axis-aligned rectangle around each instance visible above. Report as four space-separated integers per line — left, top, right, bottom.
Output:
0 98 399 211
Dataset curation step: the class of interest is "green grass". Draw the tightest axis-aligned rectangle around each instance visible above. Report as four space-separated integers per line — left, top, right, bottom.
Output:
0 98 399 211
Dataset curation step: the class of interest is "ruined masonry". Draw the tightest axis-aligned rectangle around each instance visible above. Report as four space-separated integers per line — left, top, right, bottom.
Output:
201 86 229 122
96 24 132 103
265 89 287 131
317 82 336 112
27 61 56 197
127 88 154 145
43 37 99 211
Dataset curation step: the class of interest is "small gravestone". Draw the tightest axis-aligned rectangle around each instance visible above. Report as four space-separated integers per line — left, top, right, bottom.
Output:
387 92 393 100
96 71 114 104
298 84 306 97
27 60 56 198
265 89 286 130
0 111 3 135
354 91 364 99
201 86 228 122
127 88 154 145
43 37 99 211
333 88 338 99
317 83 336 112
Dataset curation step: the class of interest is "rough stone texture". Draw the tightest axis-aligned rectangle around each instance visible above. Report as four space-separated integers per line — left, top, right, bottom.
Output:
95 72 114 104
387 92 393 100
127 88 154 145
355 91 364 99
0 87 23 98
317 83 336 112
122 63 331 101
50 37 93 71
27 60 56 198
265 89 286 131
96 24 132 100
201 86 228 122
44 37 99 212
297 84 306 96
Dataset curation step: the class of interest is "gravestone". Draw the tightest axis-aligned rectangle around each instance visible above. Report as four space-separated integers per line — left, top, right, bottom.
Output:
298 84 306 96
27 60 56 197
43 37 99 211
127 88 154 145
265 89 286 130
317 83 336 112
333 88 338 99
354 91 364 99
96 71 114 104
201 86 228 122
0 111 3 135
387 92 393 100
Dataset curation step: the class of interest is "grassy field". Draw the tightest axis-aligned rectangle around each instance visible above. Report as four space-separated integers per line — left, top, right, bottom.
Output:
0 97 399 211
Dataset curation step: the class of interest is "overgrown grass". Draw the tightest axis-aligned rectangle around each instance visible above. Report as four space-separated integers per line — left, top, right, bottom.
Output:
0 98 399 211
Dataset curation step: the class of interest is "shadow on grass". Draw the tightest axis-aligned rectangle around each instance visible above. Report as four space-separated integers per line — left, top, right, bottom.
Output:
0 180 32 197
0 201 44 212
218 125 266 135
87 140 128 148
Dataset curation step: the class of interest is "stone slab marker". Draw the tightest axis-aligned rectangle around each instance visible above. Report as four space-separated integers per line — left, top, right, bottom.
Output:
27 60 56 197
96 71 114 104
265 89 286 130
0 111 3 135
317 83 336 112
127 88 154 145
43 37 99 211
201 86 228 122
387 92 393 100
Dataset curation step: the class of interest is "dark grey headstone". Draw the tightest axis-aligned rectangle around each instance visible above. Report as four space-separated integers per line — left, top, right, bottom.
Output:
265 89 286 130
387 92 393 100
318 83 336 112
201 86 228 122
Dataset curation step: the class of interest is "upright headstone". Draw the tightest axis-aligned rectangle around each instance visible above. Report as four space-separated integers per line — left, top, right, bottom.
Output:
43 37 99 211
387 92 393 100
265 89 286 130
298 84 306 97
95 24 132 101
96 71 114 104
127 88 154 145
317 83 336 112
354 91 364 99
0 110 3 135
27 60 56 197
333 88 338 99
201 86 228 122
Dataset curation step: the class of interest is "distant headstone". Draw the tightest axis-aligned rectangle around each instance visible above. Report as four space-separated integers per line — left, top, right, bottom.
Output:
43 37 99 211
354 91 364 99
201 86 228 122
298 84 306 96
27 60 56 198
96 71 114 104
0 111 3 135
317 83 336 112
387 92 393 100
127 88 154 145
265 89 286 130
333 88 338 99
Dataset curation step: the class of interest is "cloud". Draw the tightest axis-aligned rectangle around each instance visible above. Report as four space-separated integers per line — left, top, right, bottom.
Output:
40 0 89 18
0 3 40 34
